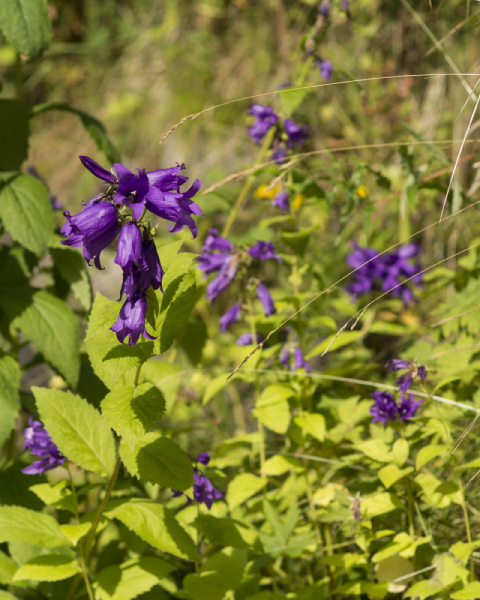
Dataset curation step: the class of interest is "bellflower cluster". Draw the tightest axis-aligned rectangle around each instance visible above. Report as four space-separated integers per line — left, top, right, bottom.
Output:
22 417 65 475
172 453 224 510
197 229 238 303
61 156 202 345
280 346 311 372
385 358 427 394
272 190 290 212
369 391 421 425
346 242 422 305
237 332 263 346
316 58 333 82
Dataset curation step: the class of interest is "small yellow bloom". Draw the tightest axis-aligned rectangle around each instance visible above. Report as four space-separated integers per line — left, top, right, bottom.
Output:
48 375 68 390
254 184 280 200
292 194 305 210
356 185 369 199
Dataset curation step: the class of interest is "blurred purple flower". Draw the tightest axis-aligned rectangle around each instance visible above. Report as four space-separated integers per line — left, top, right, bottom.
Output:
257 283 276 317
316 59 333 82
370 390 421 425
247 104 279 143
284 119 309 148
22 417 65 475
272 191 290 212
271 145 287 164
280 345 291 369
385 359 427 394
292 347 311 372
385 359 411 372
111 293 156 346
197 452 210 465
197 230 238 303
220 303 242 332
397 393 422 421
237 332 263 346
172 453 224 510
318 1 330 16
249 241 281 262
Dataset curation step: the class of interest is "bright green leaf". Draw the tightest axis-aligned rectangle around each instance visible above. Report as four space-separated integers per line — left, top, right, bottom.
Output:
29 481 76 513
451 583 480 600
0 550 18 585
416 445 447 470
33 387 116 477
60 523 91 546
358 440 393 463
227 474 266 511
252 384 294 434
378 464 414 489
0 505 71 548
13 554 79 582
392 438 409 467
361 493 403 518
50 240 93 311
263 455 302 476
293 412 326 442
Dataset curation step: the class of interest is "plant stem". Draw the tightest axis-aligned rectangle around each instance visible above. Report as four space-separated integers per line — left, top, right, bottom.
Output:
457 474 474 578
222 128 275 238
15 54 22 103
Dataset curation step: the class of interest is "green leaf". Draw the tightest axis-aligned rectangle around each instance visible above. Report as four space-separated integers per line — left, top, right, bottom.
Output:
252 384 294 434
13 554 80 582
142 360 183 412
416 445 447 470
451 583 480 599
405 581 445 600
378 464 414 489
156 238 184 271
31 103 120 164
202 372 246 405
59 523 91 546
263 455 302 476
101 383 165 449
29 481 76 513
279 87 309 117
392 438 409 467
281 227 316 257
0 174 54 257
94 557 174 600
153 256 198 354
49 240 93 311
358 440 393 463
361 493 403 518
227 474 266 511
0 356 21 449
293 412 326 442
0 100 29 171
33 387 116 477
306 331 364 359
196 515 259 550
0 464 43 510
182 547 247 600
105 500 200 561
0 505 72 548
0 0 52 59
85 293 154 390
9 290 80 387
0 592 19 600
0 550 18 585
135 432 193 490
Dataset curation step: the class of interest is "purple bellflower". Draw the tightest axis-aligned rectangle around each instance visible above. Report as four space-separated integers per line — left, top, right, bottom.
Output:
318 1 330 16
220 303 242 332
249 241 282 262
115 222 144 271
369 390 421 425
292 347 311 372
197 229 238 303
385 359 427 394
22 417 65 475
172 452 224 510
272 190 290 212
111 293 156 346
316 59 333 82
257 283 276 317
247 104 279 143
284 119 309 148
237 332 263 346
271 145 287 164
397 393 423 421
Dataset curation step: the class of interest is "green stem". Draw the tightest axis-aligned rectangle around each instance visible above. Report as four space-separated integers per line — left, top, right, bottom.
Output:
406 479 415 540
297 54 313 87
15 54 22 103
457 474 474 578
222 128 275 238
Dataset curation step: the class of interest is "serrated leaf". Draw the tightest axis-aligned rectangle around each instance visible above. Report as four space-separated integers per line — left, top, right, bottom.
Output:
252 384 294 434
93 557 175 600
29 481 75 513
378 464 413 489
105 500 200 561
392 438 409 467
195 515 259 550
49 241 92 311
13 554 80 582
227 474 266 511
135 432 193 490
358 440 393 463
361 493 403 518
293 412 326 442
33 387 116 477
416 445 447 470
156 238 184 271
60 523 91 546
31 103 120 164
0 100 29 171
85 293 154 390
0 505 71 548
142 360 183 412
0 550 18 585
102 383 165 449
0 356 21 449
0 174 54 257
0 0 52 59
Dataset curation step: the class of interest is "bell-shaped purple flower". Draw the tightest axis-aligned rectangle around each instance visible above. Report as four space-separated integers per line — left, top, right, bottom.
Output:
115 222 143 271
257 283 276 317
61 202 122 269
272 191 289 212
316 59 333 82
417 366 427 381
318 1 330 16
284 119 309 148
280 345 291 369
247 104 279 144
385 359 411 372
220 303 242 333
206 256 239 303
202 229 234 253
197 452 210 465
237 332 263 346
397 393 422 421
292 348 311 372
110 293 157 346
193 471 225 509
369 391 398 425
22 417 65 475
80 155 116 183
113 164 150 222
249 241 282 262
197 231 238 303
141 239 164 293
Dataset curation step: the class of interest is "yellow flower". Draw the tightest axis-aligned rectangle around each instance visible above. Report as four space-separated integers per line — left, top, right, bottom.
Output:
254 184 280 199
356 185 369 199
292 194 305 210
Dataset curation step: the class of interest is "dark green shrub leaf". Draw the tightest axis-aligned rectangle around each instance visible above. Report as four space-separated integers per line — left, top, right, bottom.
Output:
0 0 52 59
49 237 93 311
0 100 28 171
0 356 20 449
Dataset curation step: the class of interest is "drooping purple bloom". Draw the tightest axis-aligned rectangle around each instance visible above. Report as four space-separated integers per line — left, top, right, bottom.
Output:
385 359 427 393
397 373 413 394
257 283 276 317
61 202 122 269
397 393 422 420
80 155 116 183
197 452 210 465
280 345 291 369
220 303 242 333
284 119 309 148
271 145 287 164
417 366 427 381
193 471 225 509
316 59 333 82
292 348 311 372
115 222 144 271
272 191 290 212
385 359 411 372
119 240 165 300
197 230 238 303
22 417 65 475
247 104 279 144
141 240 165 293
237 332 263 346
369 391 398 425
206 256 239 303
110 293 156 346
249 241 282 262
202 228 234 253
